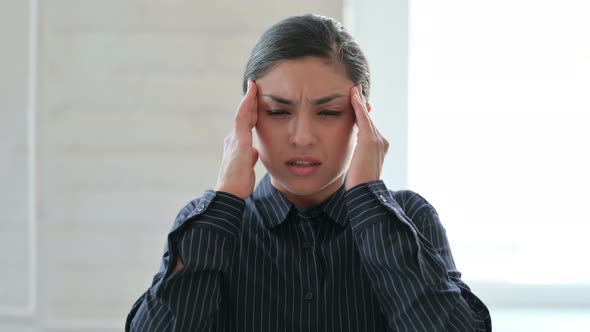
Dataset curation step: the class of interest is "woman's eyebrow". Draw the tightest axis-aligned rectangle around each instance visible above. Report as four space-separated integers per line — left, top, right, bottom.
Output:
262 93 346 105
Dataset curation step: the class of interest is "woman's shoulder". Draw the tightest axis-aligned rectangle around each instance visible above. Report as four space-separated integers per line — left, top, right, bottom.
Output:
389 189 437 222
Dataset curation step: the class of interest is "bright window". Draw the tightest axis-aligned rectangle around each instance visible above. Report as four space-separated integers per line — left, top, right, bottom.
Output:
408 0 590 284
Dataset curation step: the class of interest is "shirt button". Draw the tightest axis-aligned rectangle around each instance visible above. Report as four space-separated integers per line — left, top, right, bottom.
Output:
196 203 205 212
304 292 314 302
379 194 388 203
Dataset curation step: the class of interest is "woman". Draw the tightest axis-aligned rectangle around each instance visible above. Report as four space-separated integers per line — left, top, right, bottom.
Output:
126 14 491 332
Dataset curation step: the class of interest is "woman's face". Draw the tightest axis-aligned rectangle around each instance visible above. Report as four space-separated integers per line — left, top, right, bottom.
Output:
255 57 359 208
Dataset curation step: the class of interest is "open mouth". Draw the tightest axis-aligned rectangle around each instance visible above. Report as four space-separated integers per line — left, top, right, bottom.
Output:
285 157 322 176
286 160 321 166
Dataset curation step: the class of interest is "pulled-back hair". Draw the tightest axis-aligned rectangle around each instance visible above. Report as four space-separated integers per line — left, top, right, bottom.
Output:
242 14 370 100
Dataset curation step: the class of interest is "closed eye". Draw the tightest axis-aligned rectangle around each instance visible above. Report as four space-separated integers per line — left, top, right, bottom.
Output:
267 109 290 116
318 110 342 116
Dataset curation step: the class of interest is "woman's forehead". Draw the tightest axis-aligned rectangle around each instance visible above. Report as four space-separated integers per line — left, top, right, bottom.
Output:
257 58 353 102
261 92 348 106
263 57 348 80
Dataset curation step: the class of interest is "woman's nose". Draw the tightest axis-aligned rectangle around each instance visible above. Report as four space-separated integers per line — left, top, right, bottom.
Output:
289 114 316 147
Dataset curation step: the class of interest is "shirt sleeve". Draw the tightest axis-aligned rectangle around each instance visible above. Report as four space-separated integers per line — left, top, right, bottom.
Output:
125 190 245 332
345 181 491 332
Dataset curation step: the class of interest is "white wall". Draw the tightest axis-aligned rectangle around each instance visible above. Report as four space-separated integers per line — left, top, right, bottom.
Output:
351 0 590 331
345 0 409 190
6 0 588 331
0 0 36 327
0 1 343 331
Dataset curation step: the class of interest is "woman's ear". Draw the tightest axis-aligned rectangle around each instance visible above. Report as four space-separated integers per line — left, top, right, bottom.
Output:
366 102 372 113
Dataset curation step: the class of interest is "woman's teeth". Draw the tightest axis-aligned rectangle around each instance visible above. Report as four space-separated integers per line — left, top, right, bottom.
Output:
290 161 319 166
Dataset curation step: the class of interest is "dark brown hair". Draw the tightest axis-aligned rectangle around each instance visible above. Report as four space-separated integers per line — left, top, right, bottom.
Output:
242 14 370 99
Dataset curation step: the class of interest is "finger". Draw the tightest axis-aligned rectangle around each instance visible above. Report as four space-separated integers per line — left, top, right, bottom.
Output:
351 85 376 135
235 80 258 132
357 86 384 138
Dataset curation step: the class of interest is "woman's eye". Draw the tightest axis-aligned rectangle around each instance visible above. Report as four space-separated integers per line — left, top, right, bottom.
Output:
318 110 341 116
267 109 290 116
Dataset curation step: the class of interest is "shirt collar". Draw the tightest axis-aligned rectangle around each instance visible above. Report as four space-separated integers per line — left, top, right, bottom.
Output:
252 174 293 229
252 173 349 229
318 184 349 228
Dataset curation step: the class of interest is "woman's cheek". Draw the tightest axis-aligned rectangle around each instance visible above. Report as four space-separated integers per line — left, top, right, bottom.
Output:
255 124 277 166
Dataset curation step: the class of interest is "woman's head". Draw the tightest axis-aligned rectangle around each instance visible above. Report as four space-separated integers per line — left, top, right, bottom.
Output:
243 14 370 100
245 14 371 208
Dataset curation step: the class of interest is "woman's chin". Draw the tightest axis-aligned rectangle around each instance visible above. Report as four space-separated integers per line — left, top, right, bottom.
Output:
269 172 345 204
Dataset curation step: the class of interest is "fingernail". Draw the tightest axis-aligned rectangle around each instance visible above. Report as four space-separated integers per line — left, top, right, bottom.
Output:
247 80 252 91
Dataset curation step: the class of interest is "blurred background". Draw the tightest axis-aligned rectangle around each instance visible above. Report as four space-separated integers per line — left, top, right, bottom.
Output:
1 0 588 331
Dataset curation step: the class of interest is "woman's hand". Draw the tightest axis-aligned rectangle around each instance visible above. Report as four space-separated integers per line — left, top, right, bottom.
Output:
345 85 389 191
215 80 259 200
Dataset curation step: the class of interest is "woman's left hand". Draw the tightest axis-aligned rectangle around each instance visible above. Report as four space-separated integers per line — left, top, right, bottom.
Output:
345 85 390 191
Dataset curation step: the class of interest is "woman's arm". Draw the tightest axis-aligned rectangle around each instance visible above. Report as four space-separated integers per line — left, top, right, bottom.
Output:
126 191 244 332
345 181 491 332
127 80 259 331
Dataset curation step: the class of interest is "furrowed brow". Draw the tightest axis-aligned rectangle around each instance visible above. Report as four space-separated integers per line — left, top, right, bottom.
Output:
262 95 293 105
311 94 345 105
263 93 345 106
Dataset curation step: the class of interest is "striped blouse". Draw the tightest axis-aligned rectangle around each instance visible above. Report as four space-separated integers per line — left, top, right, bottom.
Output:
126 173 491 331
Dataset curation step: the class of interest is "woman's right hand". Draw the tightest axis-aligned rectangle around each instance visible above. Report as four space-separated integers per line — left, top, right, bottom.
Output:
173 83 258 273
214 80 259 200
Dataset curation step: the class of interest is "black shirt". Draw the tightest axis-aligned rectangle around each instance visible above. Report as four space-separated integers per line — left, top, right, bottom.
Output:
126 174 491 331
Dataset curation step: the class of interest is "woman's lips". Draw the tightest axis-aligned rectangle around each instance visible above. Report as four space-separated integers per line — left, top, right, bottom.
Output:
285 157 321 176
